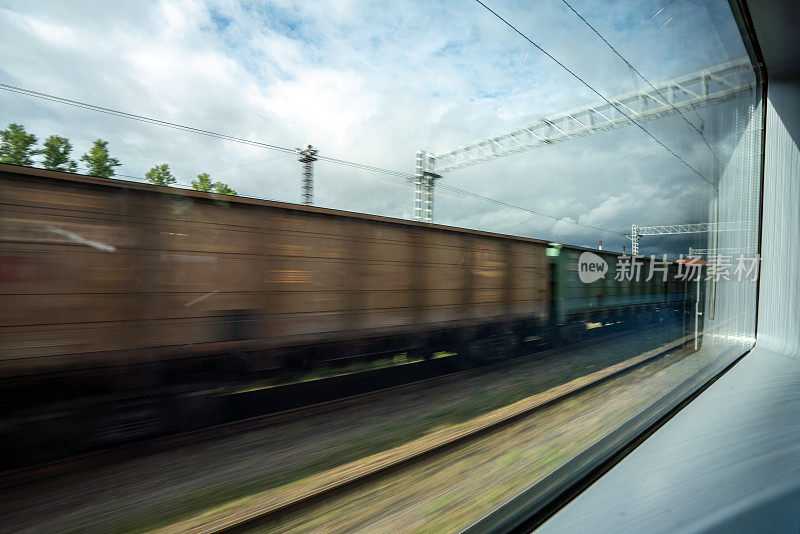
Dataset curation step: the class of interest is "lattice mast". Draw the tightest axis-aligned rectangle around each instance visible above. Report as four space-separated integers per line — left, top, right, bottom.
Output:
297 144 319 206
414 150 440 222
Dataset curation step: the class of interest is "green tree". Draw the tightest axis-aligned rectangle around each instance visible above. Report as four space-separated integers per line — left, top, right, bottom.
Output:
191 172 214 192
40 135 77 172
81 139 121 177
145 163 176 186
0 123 38 166
191 172 237 196
212 182 237 196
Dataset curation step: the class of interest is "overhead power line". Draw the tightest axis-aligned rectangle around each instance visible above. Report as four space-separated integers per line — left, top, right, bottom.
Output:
558 0 719 165
438 183 619 235
0 82 415 180
208 153 294 176
315 155 413 178
110 163 617 234
0 83 296 155
473 0 714 187
2 81 622 235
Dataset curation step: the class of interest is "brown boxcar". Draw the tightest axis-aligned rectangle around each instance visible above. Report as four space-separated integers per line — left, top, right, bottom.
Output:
0 163 551 385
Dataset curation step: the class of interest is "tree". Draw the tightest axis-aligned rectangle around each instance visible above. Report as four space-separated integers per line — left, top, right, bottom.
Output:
145 163 176 186
40 135 77 172
0 123 38 166
191 172 214 192
212 182 237 196
81 139 121 177
191 172 237 196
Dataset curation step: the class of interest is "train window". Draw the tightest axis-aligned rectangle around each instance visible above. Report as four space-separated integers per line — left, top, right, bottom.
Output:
0 0 762 532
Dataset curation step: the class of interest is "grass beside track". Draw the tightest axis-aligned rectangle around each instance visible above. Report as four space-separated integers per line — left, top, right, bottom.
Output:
21 324 686 534
138 329 690 534
259 344 702 534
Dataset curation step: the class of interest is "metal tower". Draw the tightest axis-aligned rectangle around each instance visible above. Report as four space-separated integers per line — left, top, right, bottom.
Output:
414 150 440 222
297 144 318 206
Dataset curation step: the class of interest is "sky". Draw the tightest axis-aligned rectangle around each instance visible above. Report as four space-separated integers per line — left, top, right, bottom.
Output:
0 0 758 255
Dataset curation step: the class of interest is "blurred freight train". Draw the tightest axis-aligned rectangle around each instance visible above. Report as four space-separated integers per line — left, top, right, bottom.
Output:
0 163 700 466
0 162 696 398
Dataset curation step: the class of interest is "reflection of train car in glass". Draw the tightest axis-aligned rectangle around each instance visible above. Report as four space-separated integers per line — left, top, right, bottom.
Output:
0 163 695 397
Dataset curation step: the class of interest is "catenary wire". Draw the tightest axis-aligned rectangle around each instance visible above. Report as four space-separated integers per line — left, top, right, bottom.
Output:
559 0 719 165
4 83 621 235
0 84 296 155
0 82 425 180
118 164 619 235
473 0 714 187
438 183 619 234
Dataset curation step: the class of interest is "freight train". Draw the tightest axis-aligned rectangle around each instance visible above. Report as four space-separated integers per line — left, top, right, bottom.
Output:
0 163 695 397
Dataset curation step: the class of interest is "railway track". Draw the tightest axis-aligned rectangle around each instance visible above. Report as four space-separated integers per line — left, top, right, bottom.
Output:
168 332 694 534
0 326 647 489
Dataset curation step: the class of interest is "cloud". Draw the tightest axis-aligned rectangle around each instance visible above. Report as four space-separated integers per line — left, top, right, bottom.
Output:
0 0 756 256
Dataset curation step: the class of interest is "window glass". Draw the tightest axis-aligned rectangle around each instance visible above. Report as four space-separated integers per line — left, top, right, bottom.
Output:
0 1 761 532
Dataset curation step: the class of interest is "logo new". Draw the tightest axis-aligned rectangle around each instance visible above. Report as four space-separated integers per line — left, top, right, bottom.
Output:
578 251 608 283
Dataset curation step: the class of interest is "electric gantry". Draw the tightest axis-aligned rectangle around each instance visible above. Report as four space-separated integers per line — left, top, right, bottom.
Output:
624 222 743 255
413 59 754 222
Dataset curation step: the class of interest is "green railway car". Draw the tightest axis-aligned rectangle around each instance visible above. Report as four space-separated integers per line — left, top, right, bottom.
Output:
547 243 691 343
